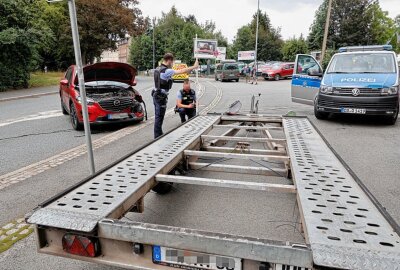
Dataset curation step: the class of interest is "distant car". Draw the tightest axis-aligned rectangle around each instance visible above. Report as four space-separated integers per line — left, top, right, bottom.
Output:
172 63 189 82
263 62 295 81
60 62 145 130
215 63 240 82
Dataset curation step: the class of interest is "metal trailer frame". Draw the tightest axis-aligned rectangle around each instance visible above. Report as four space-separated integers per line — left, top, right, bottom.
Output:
27 114 400 270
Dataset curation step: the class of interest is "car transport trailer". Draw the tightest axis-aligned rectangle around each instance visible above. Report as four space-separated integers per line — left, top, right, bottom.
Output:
27 114 400 270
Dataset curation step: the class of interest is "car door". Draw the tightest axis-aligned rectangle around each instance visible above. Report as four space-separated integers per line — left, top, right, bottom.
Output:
61 67 72 107
291 54 323 105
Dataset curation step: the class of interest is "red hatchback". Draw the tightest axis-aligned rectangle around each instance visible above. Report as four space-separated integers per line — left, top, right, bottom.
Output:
60 62 145 130
262 62 295 81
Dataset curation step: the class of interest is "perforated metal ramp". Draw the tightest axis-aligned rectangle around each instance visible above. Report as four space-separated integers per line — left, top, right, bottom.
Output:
28 115 220 232
283 118 400 270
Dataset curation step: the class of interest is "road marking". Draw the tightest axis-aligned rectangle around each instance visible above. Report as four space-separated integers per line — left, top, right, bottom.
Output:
0 110 63 128
0 80 222 253
0 91 58 103
0 82 207 191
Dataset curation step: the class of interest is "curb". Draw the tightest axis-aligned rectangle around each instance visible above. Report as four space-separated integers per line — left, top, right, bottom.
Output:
0 91 59 103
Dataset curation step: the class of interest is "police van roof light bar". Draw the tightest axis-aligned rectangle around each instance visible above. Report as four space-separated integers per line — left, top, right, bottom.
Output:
339 45 393 53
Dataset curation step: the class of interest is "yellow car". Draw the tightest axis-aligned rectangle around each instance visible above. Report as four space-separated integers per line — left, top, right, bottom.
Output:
172 63 189 81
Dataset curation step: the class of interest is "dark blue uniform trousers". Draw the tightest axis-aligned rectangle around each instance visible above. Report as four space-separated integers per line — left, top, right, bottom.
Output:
153 94 167 139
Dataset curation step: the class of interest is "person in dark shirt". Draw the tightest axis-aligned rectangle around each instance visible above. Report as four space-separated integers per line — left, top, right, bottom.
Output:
176 79 197 123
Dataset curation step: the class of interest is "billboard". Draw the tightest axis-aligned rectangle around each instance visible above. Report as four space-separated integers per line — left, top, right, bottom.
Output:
238 50 255 61
194 39 218 59
216 47 226 61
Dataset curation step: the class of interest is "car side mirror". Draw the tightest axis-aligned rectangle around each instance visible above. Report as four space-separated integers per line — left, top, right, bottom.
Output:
60 79 69 86
307 69 323 77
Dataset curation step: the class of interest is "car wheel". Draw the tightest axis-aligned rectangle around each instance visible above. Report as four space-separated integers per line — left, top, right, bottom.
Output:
384 107 398 125
61 100 68 115
235 79 239 82
274 74 280 81
314 97 329 120
215 76 218 81
70 102 83 130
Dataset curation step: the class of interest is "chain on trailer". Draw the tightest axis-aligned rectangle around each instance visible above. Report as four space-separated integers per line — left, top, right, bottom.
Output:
27 108 400 269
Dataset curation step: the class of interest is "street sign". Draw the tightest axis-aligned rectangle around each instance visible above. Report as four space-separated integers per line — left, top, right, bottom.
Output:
194 39 218 59
238 51 255 61
216 47 226 61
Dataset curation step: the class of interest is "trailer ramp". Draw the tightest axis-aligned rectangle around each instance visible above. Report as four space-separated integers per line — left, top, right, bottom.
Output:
27 115 400 270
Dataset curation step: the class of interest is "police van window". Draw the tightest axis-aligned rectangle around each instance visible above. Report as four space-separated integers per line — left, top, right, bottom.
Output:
297 55 321 75
327 53 396 74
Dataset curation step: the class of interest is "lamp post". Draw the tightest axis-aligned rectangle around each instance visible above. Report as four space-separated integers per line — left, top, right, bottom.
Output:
153 17 156 70
48 0 95 175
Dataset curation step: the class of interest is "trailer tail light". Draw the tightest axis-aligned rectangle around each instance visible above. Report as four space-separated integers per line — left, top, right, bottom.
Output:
62 234 100 257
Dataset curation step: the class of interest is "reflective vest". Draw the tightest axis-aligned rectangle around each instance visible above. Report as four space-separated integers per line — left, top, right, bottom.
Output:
154 64 173 91
180 89 196 105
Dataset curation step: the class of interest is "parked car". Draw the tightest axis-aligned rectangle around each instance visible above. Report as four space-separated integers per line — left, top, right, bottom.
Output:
215 63 240 82
60 62 145 130
262 62 295 81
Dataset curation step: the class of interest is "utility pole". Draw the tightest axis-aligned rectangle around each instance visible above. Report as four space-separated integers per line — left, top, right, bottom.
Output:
152 17 156 70
48 0 95 175
254 0 260 78
67 0 95 174
321 0 333 65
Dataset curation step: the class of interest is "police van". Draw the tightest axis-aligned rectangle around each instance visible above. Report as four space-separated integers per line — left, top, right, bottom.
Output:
291 45 400 124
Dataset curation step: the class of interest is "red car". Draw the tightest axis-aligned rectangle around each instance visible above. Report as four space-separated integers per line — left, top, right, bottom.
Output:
60 62 145 130
262 62 295 81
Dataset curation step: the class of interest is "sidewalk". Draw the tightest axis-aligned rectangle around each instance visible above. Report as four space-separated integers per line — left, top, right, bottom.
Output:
0 86 58 102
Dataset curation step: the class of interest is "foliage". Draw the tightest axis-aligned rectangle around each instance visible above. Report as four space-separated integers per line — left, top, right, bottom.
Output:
230 11 284 61
0 0 53 90
308 0 397 51
282 35 308 62
129 6 228 70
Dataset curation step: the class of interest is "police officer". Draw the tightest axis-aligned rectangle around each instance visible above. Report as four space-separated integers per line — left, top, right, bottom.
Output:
152 53 198 138
176 79 197 123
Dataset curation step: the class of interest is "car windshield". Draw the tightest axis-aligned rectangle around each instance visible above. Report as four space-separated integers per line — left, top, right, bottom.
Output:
224 64 238 70
327 53 396 74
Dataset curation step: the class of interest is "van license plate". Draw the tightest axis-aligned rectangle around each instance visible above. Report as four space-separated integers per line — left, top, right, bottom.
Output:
152 246 241 270
340 108 366 114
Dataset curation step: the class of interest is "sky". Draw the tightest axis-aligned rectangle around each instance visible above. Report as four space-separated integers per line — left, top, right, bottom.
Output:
138 0 400 43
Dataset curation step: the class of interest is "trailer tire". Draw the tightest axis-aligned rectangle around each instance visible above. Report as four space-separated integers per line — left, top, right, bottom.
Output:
152 182 173 194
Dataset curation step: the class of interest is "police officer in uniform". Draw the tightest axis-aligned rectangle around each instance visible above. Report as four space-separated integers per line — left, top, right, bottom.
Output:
152 53 198 138
176 79 197 123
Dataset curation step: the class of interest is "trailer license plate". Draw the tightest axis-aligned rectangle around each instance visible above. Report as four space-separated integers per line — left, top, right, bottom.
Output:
152 246 242 270
107 113 129 120
340 108 366 114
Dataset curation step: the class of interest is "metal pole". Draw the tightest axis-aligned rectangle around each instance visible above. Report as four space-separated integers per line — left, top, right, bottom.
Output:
68 0 95 174
195 34 199 115
321 0 333 64
254 0 260 78
152 17 156 70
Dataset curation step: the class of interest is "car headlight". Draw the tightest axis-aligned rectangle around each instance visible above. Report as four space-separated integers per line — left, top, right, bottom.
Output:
320 85 333 94
381 85 399 95
76 96 95 105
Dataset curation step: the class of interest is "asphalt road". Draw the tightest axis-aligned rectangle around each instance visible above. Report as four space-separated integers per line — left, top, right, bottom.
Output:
0 77 399 269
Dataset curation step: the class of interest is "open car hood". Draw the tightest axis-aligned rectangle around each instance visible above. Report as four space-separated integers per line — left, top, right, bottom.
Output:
75 62 137 86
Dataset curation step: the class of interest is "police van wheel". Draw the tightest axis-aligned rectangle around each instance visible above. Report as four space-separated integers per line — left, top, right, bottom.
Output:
314 97 329 120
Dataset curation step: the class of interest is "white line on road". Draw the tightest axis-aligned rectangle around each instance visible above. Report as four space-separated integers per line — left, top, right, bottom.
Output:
0 110 63 128
0 82 211 191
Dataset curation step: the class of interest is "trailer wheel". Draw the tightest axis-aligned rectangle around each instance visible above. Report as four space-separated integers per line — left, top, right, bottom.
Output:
152 182 173 194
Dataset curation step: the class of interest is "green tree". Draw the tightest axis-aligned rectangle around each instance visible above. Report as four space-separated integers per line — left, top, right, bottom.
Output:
282 35 308 62
0 0 53 90
130 6 228 69
231 11 284 61
308 0 396 51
